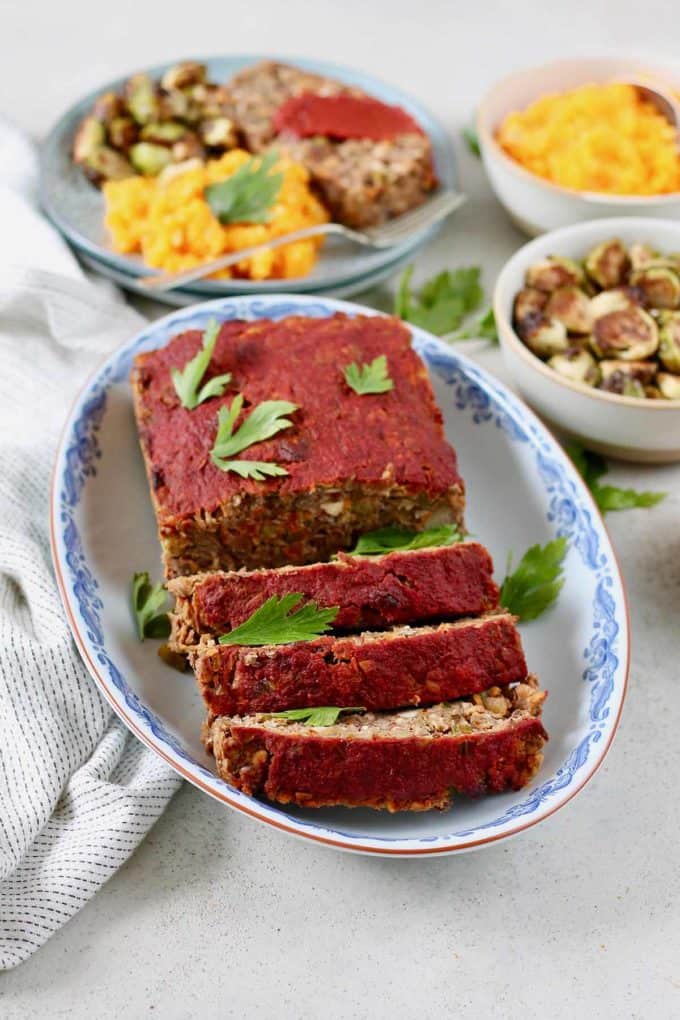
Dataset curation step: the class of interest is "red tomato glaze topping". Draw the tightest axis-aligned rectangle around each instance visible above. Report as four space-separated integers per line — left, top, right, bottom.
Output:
273 93 424 141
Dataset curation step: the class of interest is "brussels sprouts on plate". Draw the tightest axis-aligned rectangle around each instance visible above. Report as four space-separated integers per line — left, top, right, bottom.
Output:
512 238 680 401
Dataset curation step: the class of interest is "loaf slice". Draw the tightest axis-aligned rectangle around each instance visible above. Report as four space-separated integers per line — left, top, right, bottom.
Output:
205 678 547 812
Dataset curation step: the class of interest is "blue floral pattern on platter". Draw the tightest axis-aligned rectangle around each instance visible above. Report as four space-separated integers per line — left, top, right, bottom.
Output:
53 295 627 852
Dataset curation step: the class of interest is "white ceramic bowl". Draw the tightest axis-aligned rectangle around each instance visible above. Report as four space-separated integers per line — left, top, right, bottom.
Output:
494 217 680 463
478 56 680 236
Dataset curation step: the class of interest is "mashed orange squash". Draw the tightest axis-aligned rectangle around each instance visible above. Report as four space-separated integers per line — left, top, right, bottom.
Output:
497 83 680 196
103 151 329 279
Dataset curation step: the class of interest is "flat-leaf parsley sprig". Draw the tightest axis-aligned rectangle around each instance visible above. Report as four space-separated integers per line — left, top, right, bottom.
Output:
205 151 283 225
210 394 298 479
218 593 339 647
270 706 365 727
343 355 393 395
500 538 568 622
348 523 465 556
567 442 666 513
171 319 232 410
131 571 170 641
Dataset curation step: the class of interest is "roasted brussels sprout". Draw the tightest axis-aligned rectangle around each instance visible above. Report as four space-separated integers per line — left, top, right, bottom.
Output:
585 239 630 290
629 266 680 310
525 256 584 293
108 116 138 150
140 121 188 144
628 242 658 271
658 311 680 372
125 74 159 125
129 142 172 176
599 359 656 396
657 372 680 399
81 146 133 184
158 88 190 121
171 133 205 163
545 286 592 334
513 286 548 326
199 117 238 148
548 348 600 386
160 61 207 92
589 286 643 321
521 317 569 358
590 307 659 361
92 91 124 125
72 116 105 164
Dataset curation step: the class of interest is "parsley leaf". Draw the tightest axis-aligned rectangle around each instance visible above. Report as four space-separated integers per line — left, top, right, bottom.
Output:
566 443 666 514
131 571 170 641
500 538 568 622
462 125 481 157
343 355 393 395
449 308 498 344
218 593 339 646
348 523 465 556
205 151 283 225
210 394 298 477
395 265 483 336
171 319 232 410
269 706 365 727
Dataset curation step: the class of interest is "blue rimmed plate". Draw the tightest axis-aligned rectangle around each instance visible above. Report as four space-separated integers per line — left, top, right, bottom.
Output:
40 55 457 304
50 295 628 855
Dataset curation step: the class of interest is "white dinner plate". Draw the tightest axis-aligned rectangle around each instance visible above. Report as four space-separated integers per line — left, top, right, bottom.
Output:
50 294 629 856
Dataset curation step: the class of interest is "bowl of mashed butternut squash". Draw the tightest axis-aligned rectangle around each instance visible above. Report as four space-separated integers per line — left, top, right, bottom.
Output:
478 57 680 235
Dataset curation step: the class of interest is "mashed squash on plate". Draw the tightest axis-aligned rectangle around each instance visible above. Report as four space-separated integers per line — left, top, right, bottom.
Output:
497 83 680 196
103 151 329 280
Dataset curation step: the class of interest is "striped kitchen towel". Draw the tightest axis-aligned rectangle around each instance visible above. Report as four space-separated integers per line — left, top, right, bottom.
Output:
0 120 182 969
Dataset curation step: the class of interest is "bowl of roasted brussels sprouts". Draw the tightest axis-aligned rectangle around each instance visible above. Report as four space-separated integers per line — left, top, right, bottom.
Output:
494 217 680 462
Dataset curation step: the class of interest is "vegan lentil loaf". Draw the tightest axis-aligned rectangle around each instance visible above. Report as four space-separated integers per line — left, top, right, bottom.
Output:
205 677 547 812
225 60 438 228
194 612 527 716
168 542 498 651
132 313 465 578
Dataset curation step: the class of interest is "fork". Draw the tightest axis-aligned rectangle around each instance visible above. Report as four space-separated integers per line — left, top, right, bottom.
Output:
139 189 466 292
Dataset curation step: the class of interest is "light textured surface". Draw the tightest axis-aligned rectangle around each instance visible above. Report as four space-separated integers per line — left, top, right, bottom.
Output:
1 0 680 1016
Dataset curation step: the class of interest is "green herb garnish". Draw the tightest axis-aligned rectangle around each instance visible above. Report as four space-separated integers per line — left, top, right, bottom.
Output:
348 523 465 556
218 593 339 647
500 538 568 622
343 355 394 395
567 443 666 514
210 394 298 478
462 125 481 157
131 571 170 641
449 308 498 344
269 706 365 727
171 319 232 410
395 265 484 336
205 150 283 224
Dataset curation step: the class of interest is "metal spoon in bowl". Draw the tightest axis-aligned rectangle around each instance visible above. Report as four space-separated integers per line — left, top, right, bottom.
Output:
625 79 680 144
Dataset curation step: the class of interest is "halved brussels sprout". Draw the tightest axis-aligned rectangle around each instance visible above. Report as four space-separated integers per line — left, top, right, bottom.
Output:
657 372 680 399
548 348 600 386
658 311 680 372
628 242 658 271
525 256 584 294
199 117 238 148
171 133 205 163
585 239 630 289
599 359 657 397
629 266 680 310
73 116 105 164
521 316 569 358
545 286 592 334
108 116 138 151
589 286 643 321
160 61 207 91
129 142 172 176
81 146 134 184
158 88 190 121
590 307 659 361
140 121 188 144
125 74 159 125
513 287 548 327
92 91 124 125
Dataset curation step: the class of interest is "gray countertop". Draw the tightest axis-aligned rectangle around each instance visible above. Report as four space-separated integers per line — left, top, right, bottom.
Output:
2 1 679 1016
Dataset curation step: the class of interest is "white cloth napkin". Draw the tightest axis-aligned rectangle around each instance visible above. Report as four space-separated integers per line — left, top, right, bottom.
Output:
0 119 181 969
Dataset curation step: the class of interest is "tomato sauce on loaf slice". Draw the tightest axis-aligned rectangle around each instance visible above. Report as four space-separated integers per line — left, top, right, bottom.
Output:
131 314 464 578
194 612 526 716
205 678 547 812
168 542 498 651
